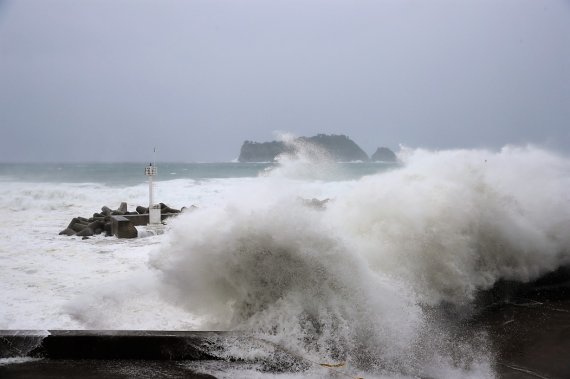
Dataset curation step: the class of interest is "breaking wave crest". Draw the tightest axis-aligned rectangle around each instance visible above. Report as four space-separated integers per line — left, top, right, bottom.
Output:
149 145 570 377
263 133 340 180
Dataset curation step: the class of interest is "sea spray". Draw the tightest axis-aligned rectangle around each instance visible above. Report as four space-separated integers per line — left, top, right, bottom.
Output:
144 147 570 376
40 144 570 377
266 135 338 181
330 146 570 306
150 200 432 376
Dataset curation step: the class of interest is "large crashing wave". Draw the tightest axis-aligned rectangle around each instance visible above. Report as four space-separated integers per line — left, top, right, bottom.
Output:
333 146 570 305
149 145 570 377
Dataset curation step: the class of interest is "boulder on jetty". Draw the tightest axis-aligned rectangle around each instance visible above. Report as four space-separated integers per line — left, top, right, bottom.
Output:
58 228 76 236
117 202 128 214
58 202 184 239
136 206 148 214
160 203 181 214
76 228 94 237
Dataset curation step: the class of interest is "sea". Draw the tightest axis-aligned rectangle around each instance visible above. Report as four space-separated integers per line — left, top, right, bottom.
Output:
1 145 570 378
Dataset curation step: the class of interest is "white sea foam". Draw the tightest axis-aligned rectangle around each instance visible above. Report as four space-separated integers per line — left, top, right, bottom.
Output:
265 133 339 181
148 145 570 377
0 179 225 330
2 146 569 378
0 176 285 330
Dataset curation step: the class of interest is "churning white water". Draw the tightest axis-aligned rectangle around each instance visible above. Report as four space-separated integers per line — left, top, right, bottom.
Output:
1 145 570 378
146 146 570 377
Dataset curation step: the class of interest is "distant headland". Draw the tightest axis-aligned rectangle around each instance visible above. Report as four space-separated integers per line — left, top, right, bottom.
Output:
238 134 396 163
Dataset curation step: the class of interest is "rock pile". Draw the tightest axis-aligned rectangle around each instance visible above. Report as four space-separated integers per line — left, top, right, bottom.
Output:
59 202 182 238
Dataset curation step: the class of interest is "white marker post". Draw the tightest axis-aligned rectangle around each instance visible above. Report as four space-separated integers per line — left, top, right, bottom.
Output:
145 160 161 225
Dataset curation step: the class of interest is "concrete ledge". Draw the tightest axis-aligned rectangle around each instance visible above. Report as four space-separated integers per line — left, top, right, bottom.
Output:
0 359 217 379
111 216 138 238
0 330 231 360
111 214 178 238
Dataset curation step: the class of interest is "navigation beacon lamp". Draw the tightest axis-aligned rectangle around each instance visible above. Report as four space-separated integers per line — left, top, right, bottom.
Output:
145 162 161 225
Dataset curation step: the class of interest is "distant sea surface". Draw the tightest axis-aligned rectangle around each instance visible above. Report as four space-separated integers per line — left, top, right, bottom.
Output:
0 161 394 185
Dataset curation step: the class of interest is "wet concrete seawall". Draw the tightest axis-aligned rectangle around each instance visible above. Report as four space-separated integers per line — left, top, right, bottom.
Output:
0 330 229 360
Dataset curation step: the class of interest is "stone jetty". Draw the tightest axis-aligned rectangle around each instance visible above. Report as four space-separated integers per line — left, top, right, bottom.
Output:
59 202 185 239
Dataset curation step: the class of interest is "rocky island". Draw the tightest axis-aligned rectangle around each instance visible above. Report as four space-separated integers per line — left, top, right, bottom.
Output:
371 147 398 162
238 134 395 162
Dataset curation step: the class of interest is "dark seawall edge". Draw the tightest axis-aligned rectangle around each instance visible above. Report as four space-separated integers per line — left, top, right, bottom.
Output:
0 330 236 360
0 331 233 378
2 304 570 379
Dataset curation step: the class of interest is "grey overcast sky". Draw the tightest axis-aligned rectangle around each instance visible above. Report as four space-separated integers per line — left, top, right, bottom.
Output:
0 0 569 162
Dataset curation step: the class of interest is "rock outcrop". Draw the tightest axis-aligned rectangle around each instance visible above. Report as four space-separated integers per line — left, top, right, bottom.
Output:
238 141 287 162
371 147 397 162
301 134 369 162
238 134 369 162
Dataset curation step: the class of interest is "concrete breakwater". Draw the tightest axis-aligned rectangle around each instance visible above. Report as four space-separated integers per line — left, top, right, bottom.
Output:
58 202 184 239
0 331 224 379
0 330 228 360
